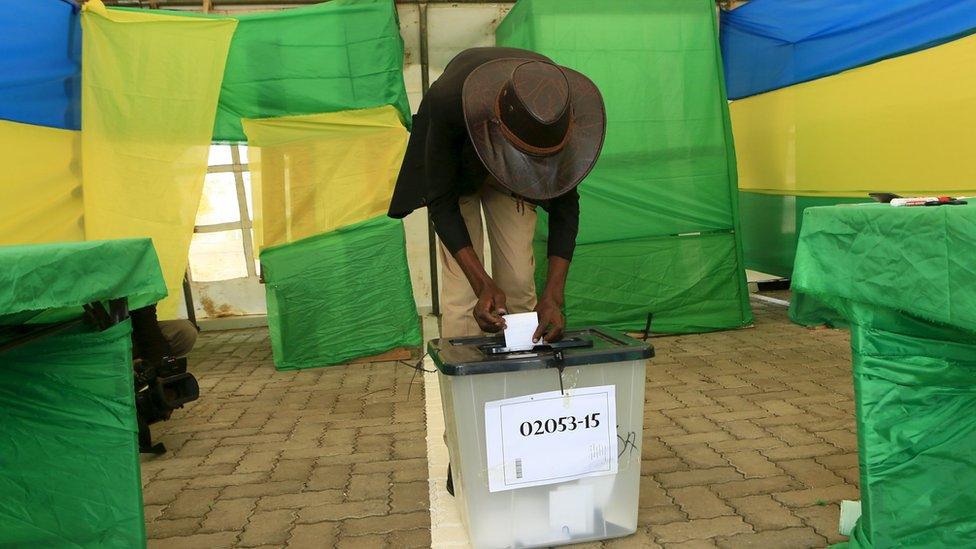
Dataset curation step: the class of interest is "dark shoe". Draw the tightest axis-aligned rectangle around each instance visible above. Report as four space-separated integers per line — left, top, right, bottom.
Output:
446 464 455 497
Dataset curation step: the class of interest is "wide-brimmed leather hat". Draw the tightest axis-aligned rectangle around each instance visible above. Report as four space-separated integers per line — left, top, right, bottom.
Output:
462 58 606 201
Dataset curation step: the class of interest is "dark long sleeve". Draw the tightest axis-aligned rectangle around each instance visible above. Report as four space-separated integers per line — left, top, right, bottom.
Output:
545 187 580 260
425 99 474 255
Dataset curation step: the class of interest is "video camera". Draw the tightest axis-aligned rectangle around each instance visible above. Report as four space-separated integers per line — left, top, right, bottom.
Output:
134 355 199 454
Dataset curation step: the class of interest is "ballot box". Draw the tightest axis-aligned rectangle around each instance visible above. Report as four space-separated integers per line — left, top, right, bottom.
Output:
429 328 652 549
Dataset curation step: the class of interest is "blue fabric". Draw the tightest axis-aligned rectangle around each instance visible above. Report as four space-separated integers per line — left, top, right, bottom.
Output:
0 0 81 129
721 0 976 99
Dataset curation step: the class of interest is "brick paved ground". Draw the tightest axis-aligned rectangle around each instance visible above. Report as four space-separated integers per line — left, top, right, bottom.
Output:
142 298 857 548
140 330 431 548
615 299 858 549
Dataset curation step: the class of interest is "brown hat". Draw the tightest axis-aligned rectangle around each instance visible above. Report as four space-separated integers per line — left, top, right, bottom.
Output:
462 58 606 201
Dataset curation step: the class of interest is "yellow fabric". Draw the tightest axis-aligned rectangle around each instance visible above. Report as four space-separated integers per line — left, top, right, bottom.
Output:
243 106 408 251
81 1 237 318
731 34 976 198
0 120 84 245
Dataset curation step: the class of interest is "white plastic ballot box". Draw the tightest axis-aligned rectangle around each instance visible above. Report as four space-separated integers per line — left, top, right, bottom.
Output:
429 328 652 548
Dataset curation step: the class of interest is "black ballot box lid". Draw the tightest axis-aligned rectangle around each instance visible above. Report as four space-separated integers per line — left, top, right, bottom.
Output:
428 327 653 376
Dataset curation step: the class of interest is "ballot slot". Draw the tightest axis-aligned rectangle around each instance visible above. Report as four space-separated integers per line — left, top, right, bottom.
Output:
478 337 593 356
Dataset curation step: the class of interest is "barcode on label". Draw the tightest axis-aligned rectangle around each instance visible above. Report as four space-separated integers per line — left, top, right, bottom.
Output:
515 458 523 479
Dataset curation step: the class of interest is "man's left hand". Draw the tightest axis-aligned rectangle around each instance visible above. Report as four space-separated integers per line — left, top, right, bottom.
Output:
533 297 565 343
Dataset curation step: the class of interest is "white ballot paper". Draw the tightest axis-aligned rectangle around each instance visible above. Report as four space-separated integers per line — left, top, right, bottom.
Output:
484 385 618 492
503 312 539 351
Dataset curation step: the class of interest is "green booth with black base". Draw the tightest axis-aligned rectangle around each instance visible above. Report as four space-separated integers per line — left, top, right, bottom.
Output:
0 238 167 548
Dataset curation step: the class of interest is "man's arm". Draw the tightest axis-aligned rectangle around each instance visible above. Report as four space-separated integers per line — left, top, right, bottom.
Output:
533 188 580 342
428 194 507 332
425 103 508 333
534 256 569 342
454 247 507 332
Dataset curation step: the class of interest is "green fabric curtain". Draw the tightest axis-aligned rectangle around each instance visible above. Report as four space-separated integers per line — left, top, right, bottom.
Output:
0 321 145 548
0 239 167 325
791 203 976 547
0 239 165 546
497 0 752 333
791 202 976 332
155 0 411 142
261 216 422 370
843 307 976 548
739 192 869 278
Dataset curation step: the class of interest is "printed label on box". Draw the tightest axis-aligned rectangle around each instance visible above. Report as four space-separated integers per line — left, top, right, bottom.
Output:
484 385 618 492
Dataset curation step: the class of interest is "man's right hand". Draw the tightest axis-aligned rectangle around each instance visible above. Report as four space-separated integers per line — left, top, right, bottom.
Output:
474 282 508 333
452 246 509 333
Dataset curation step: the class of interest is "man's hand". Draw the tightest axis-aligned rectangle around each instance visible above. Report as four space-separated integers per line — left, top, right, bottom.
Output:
474 282 508 333
453 246 509 333
533 296 564 343
534 255 571 343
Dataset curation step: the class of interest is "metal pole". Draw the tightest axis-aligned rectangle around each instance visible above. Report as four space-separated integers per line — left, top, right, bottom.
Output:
419 2 440 317
230 144 257 279
183 273 198 328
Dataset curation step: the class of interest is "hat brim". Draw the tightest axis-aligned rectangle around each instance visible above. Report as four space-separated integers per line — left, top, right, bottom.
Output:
462 58 606 201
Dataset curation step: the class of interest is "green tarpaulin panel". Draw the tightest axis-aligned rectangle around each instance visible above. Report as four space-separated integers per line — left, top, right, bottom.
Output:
261 216 422 370
163 0 411 142
0 322 145 548
536 231 747 333
497 0 752 333
790 203 976 547
0 238 167 325
739 192 869 278
0 239 165 548
791 203 976 332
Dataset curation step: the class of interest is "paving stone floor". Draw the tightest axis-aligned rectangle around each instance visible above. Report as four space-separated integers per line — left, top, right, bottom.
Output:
141 299 857 548
140 330 431 548
621 300 858 548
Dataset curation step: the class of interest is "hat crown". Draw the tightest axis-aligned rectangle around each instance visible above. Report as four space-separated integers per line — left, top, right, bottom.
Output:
498 61 571 155
513 62 570 123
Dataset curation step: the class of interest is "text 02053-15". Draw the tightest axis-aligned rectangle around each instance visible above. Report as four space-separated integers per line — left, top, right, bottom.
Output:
518 413 601 436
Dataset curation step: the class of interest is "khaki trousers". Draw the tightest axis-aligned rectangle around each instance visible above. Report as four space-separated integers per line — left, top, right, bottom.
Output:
159 319 198 358
438 185 538 338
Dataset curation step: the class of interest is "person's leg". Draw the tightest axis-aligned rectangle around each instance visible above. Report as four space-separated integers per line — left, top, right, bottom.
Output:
481 184 539 315
438 193 487 338
158 320 198 358
437 193 488 495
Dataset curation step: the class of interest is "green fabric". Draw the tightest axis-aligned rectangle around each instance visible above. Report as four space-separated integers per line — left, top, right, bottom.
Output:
535 231 747 333
790 202 976 547
145 0 411 142
788 291 848 330
0 321 145 548
791 202 976 332
738 192 869 278
845 308 976 548
261 216 421 370
497 0 752 332
0 238 167 324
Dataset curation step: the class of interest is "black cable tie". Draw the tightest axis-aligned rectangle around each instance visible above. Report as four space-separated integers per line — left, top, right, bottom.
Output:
553 349 565 395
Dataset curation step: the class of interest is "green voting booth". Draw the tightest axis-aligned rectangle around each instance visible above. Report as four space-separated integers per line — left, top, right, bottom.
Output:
791 203 976 548
496 0 753 334
0 239 167 548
